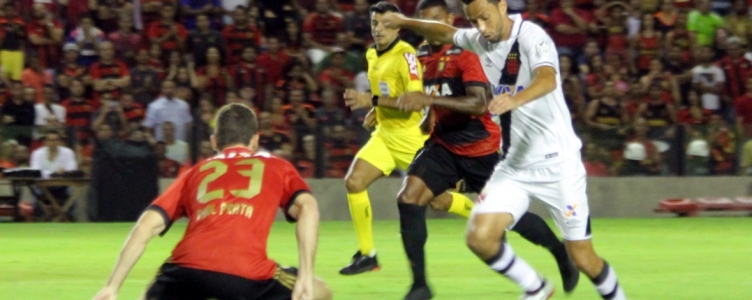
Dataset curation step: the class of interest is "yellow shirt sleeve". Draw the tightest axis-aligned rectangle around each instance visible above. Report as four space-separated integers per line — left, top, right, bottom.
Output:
398 48 424 94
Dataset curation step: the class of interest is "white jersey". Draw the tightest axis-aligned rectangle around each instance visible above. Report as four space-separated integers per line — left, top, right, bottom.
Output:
453 14 581 170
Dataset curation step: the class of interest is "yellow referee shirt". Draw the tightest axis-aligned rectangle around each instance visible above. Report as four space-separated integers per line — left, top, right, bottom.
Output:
366 38 424 130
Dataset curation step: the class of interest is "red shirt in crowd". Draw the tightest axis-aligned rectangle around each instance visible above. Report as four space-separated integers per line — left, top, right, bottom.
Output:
197 66 230 105
147 22 187 53
89 60 129 104
222 24 262 64
27 19 63 69
150 148 310 281
677 107 712 125
735 93 752 124
123 103 145 123
229 63 267 107
303 12 343 47
61 97 95 141
549 7 593 49
257 50 290 89
717 56 752 100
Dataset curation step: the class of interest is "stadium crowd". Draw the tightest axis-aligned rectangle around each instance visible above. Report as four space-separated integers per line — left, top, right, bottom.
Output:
0 0 750 179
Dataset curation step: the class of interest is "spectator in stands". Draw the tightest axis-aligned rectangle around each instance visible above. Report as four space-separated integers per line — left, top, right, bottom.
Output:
196 139 215 162
21 54 53 103
735 77 752 137
267 96 291 132
678 90 713 125
315 88 345 135
621 118 662 176
147 44 166 78
549 0 595 58
56 43 89 101
90 41 130 105
92 0 133 33
69 13 105 66
303 0 344 64
629 13 662 76
639 58 680 104
708 114 737 174
282 19 306 62
230 46 269 107
277 59 319 95
164 51 185 81
258 111 292 153
257 36 290 97
585 81 629 149
521 0 550 31
717 37 751 101
0 2 26 80
130 49 161 107
295 134 317 178
34 85 66 127
638 83 677 139
582 142 610 177
29 130 78 219
27 3 64 70
283 88 316 141
688 0 724 47
725 0 752 45
319 50 354 95
187 14 225 67
654 0 678 34
191 47 233 105
161 121 188 163
692 46 726 112
222 5 262 64
155 141 181 178
120 91 146 125
61 79 94 142
664 45 694 104
0 140 18 168
344 0 372 53
107 14 142 67
324 124 356 177
2 82 35 132
143 80 193 141
685 130 710 176
141 0 170 28
181 0 222 30
665 11 695 63
91 92 128 137
147 4 187 57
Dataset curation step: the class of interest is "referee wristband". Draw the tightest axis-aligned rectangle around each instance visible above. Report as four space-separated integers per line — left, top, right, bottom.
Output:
371 95 379 107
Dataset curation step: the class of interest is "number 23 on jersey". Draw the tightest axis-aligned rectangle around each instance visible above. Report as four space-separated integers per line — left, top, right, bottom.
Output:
197 158 266 203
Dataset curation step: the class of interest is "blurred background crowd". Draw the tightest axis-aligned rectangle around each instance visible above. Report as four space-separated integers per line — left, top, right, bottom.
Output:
0 0 750 179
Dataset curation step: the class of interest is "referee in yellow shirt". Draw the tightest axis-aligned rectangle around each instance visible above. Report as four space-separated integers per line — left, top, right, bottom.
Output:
340 1 471 276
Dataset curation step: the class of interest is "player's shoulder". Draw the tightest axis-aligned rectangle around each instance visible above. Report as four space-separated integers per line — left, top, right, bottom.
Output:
518 20 550 43
394 40 418 55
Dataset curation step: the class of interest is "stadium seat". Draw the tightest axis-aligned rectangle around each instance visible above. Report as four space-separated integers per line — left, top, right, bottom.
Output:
696 198 735 210
655 198 699 216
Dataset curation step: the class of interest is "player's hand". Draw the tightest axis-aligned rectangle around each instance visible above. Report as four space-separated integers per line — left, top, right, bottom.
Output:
487 92 522 115
381 12 406 30
292 276 314 300
92 286 118 300
397 92 432 112
344 89 372 110
363 109 377 130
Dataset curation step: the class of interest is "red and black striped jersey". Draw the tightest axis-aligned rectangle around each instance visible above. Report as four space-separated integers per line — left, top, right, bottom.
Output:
61 98 94 141
222 25 262 64
123 103 145 123
417 44 500 157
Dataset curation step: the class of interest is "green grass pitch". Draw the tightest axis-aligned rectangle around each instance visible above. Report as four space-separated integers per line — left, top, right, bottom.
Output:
1 218 751 299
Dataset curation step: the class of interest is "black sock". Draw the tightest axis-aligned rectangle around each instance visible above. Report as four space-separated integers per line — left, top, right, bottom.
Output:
398 202 428 287
512 212 568 261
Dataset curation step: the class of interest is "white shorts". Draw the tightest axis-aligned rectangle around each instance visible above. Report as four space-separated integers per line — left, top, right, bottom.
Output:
473 155 591 241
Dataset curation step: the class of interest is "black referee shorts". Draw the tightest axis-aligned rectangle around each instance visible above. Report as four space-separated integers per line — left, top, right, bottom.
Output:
145 262 298 300
406 140 500 197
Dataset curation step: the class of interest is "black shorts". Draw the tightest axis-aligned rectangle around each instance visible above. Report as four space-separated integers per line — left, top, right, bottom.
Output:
406 140 500 196
145 262 298 300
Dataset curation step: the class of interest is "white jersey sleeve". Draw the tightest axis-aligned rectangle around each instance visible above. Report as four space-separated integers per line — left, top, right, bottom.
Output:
453 28 483 54
518 24 557 70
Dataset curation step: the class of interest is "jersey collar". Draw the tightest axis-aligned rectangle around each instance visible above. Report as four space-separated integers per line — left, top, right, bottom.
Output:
375 38 401 57
221 146 254 155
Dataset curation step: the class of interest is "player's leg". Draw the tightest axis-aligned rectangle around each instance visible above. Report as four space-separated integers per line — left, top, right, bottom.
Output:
466 175 554 299
142 263 206 300
398 143 459 299
341 134 394 275
536 164 626 300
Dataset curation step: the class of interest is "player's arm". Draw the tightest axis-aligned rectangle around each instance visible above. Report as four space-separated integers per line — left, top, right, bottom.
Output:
286 192 320 280
94 209 166 299
397 85 487 116
382 13 457 46
489 66 558 114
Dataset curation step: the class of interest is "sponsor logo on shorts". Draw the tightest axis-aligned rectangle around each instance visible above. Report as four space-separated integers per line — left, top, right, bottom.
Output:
566 204 577 218
404 53 420 81
545 152 559 159
565 219 581 227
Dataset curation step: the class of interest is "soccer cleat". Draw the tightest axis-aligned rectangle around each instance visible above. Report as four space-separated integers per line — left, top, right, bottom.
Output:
557 255 580 293
404 284 433 300
339 251 380 275
521 279 554 300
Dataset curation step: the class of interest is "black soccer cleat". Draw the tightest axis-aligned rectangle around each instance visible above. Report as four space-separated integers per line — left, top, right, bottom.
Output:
339 251 380 275
404 284 433 300
557 255 580 293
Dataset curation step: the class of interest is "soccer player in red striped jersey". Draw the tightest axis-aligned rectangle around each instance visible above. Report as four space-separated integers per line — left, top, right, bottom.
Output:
394 1 578 299
93 103 332 300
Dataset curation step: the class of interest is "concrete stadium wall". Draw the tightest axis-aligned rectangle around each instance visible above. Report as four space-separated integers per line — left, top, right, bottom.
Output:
157 177 752 220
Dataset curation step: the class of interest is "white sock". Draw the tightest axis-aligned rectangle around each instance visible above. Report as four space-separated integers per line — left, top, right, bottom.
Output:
592 262 626 300
487 243 543 293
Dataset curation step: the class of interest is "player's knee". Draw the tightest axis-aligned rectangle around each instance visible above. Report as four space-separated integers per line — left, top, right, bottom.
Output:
344 175 367 193
465 225 503 254
568 247 602 274
428 198 450 211
396 190 420 205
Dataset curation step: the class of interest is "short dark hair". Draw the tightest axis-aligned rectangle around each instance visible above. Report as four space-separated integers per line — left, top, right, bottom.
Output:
214 103 258 150
417 0 449 11
461 0 499 4
369 1 401 14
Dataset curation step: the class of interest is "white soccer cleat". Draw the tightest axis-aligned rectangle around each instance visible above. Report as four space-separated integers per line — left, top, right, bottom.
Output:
520 278 554 300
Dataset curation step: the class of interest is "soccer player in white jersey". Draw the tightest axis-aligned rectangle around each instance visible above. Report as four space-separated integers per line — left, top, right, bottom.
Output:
381 1 627 299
